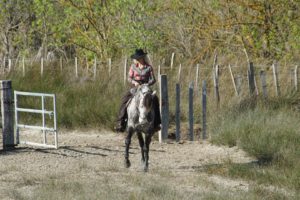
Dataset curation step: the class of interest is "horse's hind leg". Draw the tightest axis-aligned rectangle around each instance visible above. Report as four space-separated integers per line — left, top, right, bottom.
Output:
143 134 152 172
124 128 133 168
137 132 145 163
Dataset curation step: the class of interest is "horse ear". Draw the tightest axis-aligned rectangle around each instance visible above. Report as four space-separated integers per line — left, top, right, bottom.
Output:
152 90 156 96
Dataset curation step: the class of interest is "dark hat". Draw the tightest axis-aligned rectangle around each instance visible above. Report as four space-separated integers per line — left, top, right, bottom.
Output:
130 49 147 59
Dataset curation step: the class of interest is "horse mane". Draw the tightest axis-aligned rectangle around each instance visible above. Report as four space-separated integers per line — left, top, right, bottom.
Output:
143 93 153 109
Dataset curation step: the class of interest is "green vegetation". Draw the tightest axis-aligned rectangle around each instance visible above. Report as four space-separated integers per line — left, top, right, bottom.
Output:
210 96 300 191
5 66 124 129
0 0 299 61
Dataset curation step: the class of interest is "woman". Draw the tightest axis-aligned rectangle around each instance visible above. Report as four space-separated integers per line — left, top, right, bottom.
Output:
115 49 161 132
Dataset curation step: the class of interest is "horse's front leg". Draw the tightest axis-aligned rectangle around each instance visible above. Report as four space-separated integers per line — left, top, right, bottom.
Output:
143 134 152 172
137 132 145 163
125 127 134 168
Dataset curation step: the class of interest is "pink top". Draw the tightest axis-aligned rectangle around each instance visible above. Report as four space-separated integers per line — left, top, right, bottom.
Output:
128 63 156 86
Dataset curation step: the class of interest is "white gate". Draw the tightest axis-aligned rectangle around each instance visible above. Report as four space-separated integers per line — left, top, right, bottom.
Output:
14 91 58 149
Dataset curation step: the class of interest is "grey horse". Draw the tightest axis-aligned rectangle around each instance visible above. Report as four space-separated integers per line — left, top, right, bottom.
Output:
124 84 157 172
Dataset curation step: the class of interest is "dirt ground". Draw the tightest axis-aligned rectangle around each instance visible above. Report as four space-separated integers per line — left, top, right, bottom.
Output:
0 130 295 200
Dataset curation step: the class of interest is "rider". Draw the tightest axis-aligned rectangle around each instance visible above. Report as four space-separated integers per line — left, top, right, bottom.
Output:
115 49 161 132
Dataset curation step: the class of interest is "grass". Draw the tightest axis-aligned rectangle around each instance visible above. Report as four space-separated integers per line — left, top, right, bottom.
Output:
210 96 300 192
7 169 297 200
2 65 124 129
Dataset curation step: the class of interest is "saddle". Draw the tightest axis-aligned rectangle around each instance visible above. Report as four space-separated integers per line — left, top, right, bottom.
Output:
126 86 153 107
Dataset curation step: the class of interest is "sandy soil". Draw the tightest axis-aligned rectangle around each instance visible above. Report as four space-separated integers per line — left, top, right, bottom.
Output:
1 129 253 170
0 129 292 199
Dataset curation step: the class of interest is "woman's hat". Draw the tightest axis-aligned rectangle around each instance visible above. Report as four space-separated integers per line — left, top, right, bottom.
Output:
131 49 147 59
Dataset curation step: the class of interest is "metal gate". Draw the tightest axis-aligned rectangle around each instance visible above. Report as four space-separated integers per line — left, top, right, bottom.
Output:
14 91 58 149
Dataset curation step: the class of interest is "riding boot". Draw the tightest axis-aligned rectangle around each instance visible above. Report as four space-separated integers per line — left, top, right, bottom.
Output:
115 91 133 132
115 107 127 132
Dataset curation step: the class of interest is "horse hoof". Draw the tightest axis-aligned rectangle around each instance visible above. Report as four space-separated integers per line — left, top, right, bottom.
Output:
143 163 149 172
143 166 148 172
125 160 131 168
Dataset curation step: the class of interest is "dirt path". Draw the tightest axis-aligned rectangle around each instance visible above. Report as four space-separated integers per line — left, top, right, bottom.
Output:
0 130 291 200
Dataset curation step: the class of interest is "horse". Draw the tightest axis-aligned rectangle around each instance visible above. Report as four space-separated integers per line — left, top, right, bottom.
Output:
124 84 157 172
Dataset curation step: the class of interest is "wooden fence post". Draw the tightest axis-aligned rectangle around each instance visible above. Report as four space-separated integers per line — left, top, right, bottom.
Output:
75 57 78 78
290 69 294 89
86 57 89 73
22 57 25 77
8 59 12 72
159 75 169 143
170 52 175 70
213 65 220 107
1 80 15 150
161 58 165 67
108 58 112 77
236 75 243 95
254 74 259 96
177 63 182 83
195 64 200 96
2 57 7 73
41 57 44 76
272 63 280 96
188 82 194 141
124 57 127 86
147 54 153 66
60 57 63 72
228 64 239 96
2 56 5 69
248 62 256 96
260 70 268 98
202 80 207 140
93 57 97 80
213 53 218 68
295 65 298 91
157 65 161 81
175 83 181 142
15 57 20 72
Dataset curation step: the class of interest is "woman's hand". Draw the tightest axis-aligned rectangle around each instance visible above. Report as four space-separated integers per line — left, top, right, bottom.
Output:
133 81 140 87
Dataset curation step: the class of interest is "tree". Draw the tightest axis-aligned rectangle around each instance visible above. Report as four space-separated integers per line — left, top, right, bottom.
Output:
0 0 33 59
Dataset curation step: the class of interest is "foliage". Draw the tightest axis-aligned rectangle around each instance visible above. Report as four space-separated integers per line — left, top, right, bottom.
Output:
0 0 299 61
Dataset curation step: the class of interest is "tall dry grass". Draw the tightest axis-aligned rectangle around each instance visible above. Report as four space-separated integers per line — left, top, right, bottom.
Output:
210 96 300 191
1 56 297 129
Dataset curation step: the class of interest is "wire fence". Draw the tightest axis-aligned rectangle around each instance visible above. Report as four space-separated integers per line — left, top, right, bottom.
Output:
0 56 298 98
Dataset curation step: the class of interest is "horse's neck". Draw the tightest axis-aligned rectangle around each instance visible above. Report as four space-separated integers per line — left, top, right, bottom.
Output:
128 93 140 111
127 93 140 126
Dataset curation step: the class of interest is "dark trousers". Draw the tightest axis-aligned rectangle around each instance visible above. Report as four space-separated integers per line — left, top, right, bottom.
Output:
116 91 133 128
116 91 161 129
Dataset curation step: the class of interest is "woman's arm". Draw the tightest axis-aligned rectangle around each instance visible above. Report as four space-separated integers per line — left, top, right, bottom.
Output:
148 66 156 86
128 65 139 86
